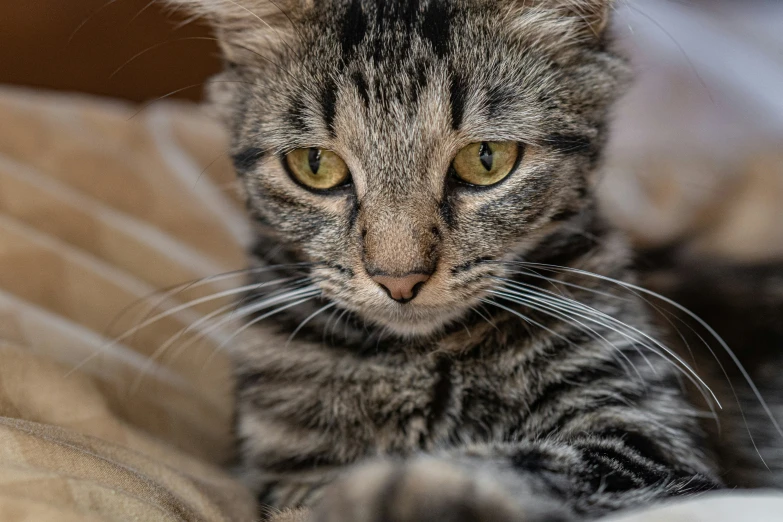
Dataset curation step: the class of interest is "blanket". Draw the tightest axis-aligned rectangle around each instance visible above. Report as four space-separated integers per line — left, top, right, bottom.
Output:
0 86 255 521
0 85 781 521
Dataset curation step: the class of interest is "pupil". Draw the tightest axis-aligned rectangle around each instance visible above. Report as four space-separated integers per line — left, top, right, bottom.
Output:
308 148 322 174
478 142 493 171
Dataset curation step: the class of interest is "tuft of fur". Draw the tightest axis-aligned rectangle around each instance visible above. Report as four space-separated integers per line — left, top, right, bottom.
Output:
161 0 782 520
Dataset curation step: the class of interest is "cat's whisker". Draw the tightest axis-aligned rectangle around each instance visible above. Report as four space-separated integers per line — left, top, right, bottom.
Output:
108 262 314 346
494 265 630 301
287 302 337 346
491 276 670 378
110 36 228 79
490 288 650 384
213 290 323 355
490 286 646 377
488 280 718 400
507 260 782 462
331 307 352 346
497 266 712 392
167 279 324 354
129 300 242 393
479 297 585 355
124 263 314 316
488 287 721 415
131 284 321 392
79 270 312 384
469 306 501 333
127 0 156 25
111 276 305 348
69 0 123 43
321 307 342 346
495 266 695 369
196 291 325 376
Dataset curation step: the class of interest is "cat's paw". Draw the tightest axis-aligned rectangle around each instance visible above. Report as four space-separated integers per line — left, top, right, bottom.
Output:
312 458 528 522
268 508 311 522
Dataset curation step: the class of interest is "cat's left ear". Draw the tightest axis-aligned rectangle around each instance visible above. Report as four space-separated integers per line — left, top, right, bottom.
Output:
557 0 613 38
165 0 310 64
506 0 614 49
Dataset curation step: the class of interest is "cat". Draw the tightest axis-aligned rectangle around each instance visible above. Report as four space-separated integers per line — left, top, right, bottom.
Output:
163 0 780 520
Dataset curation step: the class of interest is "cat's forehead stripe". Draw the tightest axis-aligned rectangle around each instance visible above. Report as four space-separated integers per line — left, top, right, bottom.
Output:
339 0 369 59
287 95 309 134
351 70 371 108
337 0 454 61
449 72 466 131
322 78 338 137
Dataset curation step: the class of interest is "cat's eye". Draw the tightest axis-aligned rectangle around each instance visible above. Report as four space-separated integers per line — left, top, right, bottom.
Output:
285 148 350 190
451 141 520 187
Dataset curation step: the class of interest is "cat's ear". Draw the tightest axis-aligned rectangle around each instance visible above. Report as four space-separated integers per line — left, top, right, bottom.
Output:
165 0 309 64
506 0 614 50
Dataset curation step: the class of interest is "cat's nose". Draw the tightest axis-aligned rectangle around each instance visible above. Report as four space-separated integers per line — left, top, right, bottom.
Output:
372 273 431 303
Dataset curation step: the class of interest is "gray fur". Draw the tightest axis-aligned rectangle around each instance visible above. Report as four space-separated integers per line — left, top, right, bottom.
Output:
162 0 751 520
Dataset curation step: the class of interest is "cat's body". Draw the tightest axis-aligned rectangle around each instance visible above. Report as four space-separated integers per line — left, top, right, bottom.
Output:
165 0 780 519
235 211 720 520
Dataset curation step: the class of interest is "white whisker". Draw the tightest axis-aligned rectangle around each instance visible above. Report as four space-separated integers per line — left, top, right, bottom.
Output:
287 302 337 346
495 269 720 406
490 279 719 405
505 260 781 465
488 287 720 416
113 276 305 347
215 292 323 354
129 284 320 392
489 288 646 383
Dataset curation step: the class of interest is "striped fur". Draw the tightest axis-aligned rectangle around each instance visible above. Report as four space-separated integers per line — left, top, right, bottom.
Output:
162 0 746 520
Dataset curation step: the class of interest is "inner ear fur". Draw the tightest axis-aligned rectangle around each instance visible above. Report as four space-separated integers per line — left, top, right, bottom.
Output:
505 0 614 50
165 0 309 63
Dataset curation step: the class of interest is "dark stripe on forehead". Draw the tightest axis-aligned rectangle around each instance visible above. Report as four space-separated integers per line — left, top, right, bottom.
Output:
449 73 467 130
409 61 429 107
374 0 420 33
340 0 368 59
486 84 515 119
352 70 370 108
322 78 338 136
232 147 265 174
421 0 451 58
286 95 309 132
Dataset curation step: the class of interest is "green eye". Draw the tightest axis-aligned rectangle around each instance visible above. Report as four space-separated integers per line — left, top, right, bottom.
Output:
452 142 520 186
285 148 350 190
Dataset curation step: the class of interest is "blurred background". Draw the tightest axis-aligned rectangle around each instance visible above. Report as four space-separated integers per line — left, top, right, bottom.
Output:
0 0 782 260
0 0 220 102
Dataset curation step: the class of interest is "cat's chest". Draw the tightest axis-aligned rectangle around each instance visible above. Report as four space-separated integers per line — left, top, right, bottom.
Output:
295 350 534 455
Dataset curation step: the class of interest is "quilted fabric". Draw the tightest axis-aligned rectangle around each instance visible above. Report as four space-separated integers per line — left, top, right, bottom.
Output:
0 86 255 521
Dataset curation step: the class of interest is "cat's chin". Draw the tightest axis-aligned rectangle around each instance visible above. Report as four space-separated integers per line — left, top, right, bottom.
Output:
365 306 469 340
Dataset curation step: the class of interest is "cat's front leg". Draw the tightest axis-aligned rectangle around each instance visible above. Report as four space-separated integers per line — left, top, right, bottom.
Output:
310 434 721 522
312 457 569 522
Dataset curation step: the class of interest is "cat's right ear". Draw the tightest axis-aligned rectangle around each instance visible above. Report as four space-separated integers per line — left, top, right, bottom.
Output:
165 0 310 64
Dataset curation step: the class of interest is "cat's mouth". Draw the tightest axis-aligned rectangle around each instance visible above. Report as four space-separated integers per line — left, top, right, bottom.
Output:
318 267 495 339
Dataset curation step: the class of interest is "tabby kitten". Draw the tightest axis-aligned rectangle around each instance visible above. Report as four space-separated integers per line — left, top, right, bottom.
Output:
168 0 727 519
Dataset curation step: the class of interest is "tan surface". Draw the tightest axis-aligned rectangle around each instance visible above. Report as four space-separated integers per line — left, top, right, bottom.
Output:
0 86 255 521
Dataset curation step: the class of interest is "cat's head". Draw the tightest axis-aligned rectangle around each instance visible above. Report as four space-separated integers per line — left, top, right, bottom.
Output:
169 0 629 338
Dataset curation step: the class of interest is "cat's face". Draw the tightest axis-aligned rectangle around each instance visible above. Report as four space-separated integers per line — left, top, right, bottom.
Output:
175 0 628 337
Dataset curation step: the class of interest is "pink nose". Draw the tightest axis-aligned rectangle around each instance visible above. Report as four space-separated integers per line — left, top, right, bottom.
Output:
372 273 431 303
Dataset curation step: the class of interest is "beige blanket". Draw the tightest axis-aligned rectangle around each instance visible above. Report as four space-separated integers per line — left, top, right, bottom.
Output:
0 86 256 521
